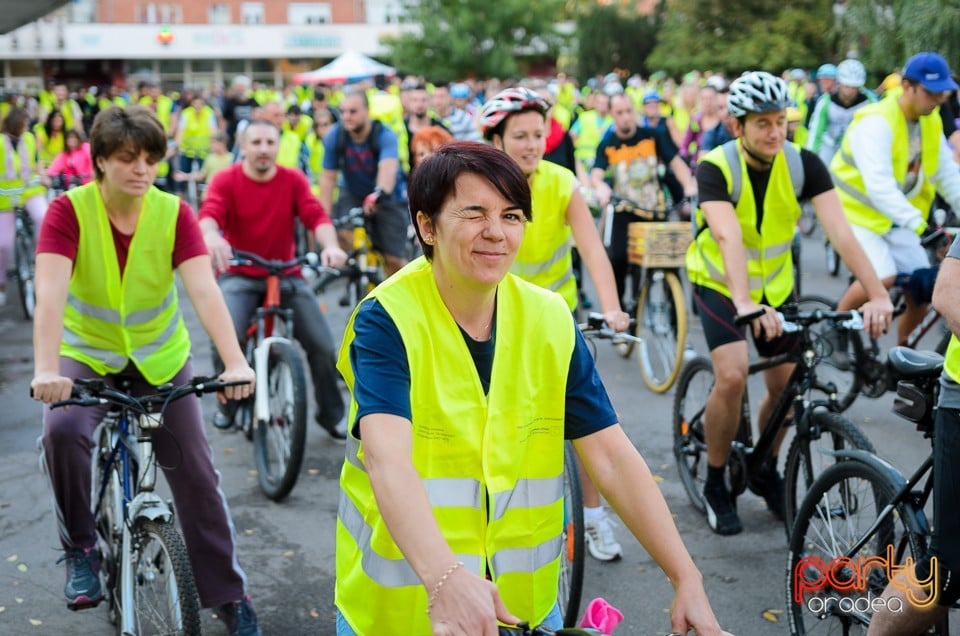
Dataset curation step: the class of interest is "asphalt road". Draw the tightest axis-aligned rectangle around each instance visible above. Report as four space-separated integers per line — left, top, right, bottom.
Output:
0 229 948 635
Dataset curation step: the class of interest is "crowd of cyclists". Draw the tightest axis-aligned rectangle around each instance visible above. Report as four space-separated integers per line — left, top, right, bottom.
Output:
7 47 960 634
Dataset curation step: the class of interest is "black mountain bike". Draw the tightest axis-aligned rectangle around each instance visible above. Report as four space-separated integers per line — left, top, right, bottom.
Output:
787 346 956 634
673 307 876 534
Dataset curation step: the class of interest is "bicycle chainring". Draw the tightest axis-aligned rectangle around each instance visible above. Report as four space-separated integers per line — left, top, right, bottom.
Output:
858 357 889 398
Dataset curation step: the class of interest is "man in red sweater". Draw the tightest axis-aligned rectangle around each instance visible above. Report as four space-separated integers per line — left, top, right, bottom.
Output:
200 118 349 439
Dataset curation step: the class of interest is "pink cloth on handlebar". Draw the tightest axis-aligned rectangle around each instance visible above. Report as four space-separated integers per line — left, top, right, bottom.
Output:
579 597 623 634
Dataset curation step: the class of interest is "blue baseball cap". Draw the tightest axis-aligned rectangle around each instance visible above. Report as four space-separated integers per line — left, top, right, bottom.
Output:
903 52 959 93
450 83 470 99
642 90 663 104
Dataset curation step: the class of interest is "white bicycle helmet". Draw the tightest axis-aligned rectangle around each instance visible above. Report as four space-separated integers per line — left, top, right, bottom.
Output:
727 71 792 118
478 87 550 139
836 59 867 88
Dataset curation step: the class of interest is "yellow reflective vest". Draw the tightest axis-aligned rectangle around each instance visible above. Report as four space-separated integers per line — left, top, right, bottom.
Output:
830 96 941 235
0 132 45 209
62 184 190 384
686 139 803 306
336 258 573 635
573 110 612 168
179 105 216 158
277 130 302 169
511 160 578 310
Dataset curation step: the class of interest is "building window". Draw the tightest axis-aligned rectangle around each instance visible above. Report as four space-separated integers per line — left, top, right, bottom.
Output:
209 3 231 24
138 3 182 24
241 2 265 24
288 3 332 25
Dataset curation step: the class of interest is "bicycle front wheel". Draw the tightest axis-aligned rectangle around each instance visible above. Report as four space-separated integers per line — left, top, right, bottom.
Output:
637 269 687 393
128 519 202 636
786 461 925 636
558 442 584 627
672 355 714 512
253 340 308 501
796 295 864 412
13 221 36 320
782 411 875 536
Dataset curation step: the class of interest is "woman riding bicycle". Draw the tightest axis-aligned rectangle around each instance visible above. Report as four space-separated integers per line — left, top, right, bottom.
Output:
0 107 47 307
29 105 262 636
334 142 729 636
478 86 632 562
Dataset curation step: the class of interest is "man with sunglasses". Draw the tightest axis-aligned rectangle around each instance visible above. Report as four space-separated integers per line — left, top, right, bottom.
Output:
831 52 960 355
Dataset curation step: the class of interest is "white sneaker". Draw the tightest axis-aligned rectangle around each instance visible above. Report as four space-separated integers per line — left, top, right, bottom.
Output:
584 513 623 562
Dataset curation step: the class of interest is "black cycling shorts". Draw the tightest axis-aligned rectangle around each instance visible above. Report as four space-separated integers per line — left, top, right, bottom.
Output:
693 285 801 357
334 192 411 259
915 405 960 606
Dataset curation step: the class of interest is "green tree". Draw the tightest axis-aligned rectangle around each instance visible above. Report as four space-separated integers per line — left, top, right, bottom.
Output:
647 0 834 76
383 0 568 80
575 2 664 79
839 0 960 75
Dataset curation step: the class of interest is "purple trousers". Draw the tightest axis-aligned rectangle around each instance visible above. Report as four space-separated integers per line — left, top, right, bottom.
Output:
41 356 248 608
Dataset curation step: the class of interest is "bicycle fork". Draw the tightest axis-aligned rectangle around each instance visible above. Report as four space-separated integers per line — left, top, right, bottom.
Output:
251 335 293 425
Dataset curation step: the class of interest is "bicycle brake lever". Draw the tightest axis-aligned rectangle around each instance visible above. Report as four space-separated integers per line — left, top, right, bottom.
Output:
838 310 863 332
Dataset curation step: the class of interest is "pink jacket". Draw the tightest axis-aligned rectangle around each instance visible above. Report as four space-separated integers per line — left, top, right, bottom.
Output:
46 143 93 184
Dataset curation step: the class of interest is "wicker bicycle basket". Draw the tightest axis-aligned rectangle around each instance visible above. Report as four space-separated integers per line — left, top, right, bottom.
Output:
627 221 693 268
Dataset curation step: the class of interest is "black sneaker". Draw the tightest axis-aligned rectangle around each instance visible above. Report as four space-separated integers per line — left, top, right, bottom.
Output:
702 482 742 535
749 467 785 520
217 595 262 636
316 415 347 441
58 546 103 610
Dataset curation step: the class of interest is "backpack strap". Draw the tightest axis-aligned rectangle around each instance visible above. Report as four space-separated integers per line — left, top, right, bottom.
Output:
335 119 384 171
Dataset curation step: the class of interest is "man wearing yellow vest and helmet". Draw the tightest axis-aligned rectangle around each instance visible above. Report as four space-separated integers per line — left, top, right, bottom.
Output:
868 238 960 634
29 106 263 636
686 71 892 535
832 52 960 350
335 141 731 636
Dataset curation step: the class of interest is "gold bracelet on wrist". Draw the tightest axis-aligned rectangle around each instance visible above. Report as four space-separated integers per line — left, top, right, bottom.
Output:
425 560 465 615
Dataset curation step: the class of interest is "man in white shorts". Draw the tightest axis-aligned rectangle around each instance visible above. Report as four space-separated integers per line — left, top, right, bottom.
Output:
831 52 960 352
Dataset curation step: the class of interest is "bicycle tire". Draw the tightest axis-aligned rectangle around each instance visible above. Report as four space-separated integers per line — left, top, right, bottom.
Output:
825 241 841 277
13 220 36 320
128 518 202 636
796 295 864 412
786 460 928 635
782 410 876 535
637 270 687 393
672 355 714 513
253 340 308 501
559 442 584 628
616 266 643 358
798 202 818 237
92 425 122 622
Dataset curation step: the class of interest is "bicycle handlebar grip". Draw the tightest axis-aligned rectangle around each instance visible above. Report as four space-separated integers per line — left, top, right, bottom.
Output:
733 308 765 326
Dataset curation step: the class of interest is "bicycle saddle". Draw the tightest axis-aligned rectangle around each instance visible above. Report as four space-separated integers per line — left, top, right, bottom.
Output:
887 346 944 379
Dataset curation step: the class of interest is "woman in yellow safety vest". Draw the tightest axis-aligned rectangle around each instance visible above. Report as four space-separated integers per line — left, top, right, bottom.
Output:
35 109 67 169
479 87 632 564
0 107 47 306
334 142 729 636
29 105 264 635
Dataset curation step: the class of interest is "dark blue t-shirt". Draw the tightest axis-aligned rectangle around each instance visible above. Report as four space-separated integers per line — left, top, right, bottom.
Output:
347 299 618 439
322 122 400 199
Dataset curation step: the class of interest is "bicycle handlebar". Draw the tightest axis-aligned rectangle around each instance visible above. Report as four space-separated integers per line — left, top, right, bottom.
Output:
229 250 319 275
333 207 367 231
47 376 249 411
733 308 864 333
498 624 601 635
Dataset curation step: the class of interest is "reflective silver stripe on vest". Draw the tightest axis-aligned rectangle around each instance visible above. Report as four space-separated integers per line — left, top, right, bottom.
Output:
67 294 121 323
338 492 483 588
512 241 572 278
344 436 481 509
489 534 562 577
130 312 182 361
67 289 175 327
491 476 563 521
62 328 128 369
547 269 574 293
125 289 176 326
833 175 878 210
764 262 786 286
763 242 792 259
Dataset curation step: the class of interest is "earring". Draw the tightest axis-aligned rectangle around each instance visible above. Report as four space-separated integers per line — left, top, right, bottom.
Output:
423 235 434 245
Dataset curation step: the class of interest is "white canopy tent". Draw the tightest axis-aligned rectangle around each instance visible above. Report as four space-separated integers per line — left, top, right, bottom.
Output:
293 51 396 85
